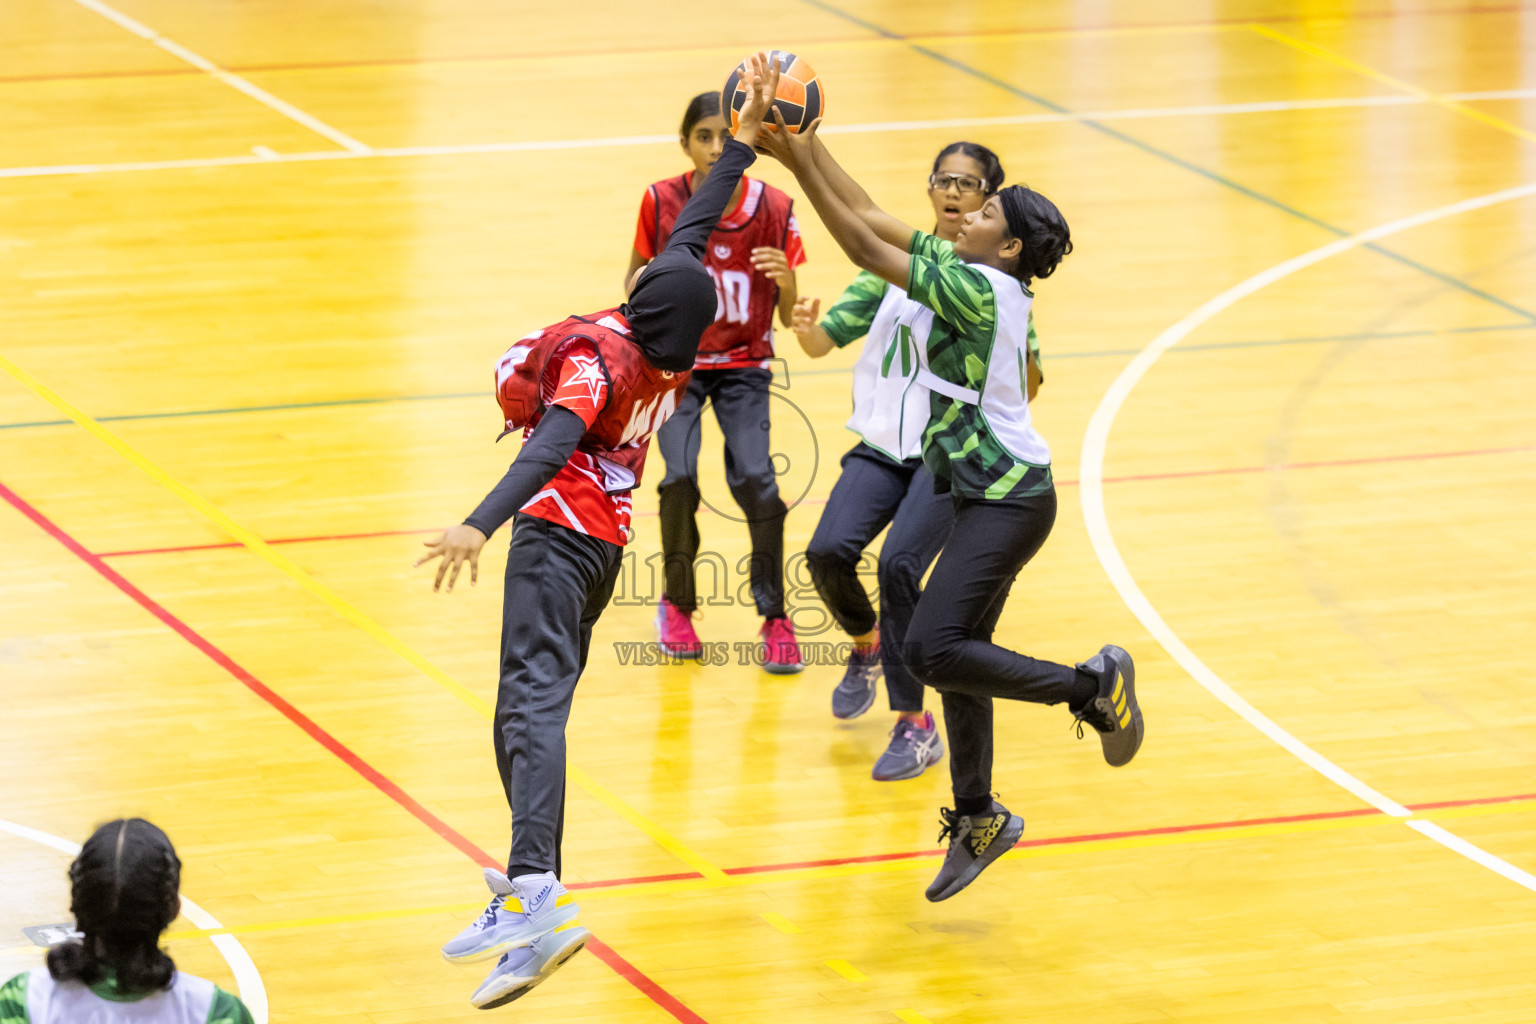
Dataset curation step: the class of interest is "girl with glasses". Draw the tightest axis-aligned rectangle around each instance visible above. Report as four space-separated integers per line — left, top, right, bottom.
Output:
760 118 1143 900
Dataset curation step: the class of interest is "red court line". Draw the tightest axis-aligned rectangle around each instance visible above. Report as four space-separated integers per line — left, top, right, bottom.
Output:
95 442 1536 558
0 478 709 1024
1053 442 1536 488
96 526 441 558
3 5 1526 86
568 870 703 891
721 794 1536 877
723 807 1385 875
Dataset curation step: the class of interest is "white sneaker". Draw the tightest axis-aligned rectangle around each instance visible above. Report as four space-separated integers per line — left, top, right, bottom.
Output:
470 925 591 1009
441 868 577 964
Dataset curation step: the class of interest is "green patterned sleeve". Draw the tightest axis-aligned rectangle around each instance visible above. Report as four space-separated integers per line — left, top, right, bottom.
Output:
905 231 996 335
818 271 887 348
907 229 957 266
0 973 28 1024
208 987 255 1024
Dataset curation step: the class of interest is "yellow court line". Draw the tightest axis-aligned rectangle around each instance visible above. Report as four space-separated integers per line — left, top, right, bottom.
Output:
1248 24 1536 144
567 765 726 881
0 352 725 881
760 912 803 935
150 799 1536 944
894 1011 935 1024
824 959 868 983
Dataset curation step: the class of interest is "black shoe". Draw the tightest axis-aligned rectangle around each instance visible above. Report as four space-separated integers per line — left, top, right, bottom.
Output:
1073 645 1142 767
924 801 1024 902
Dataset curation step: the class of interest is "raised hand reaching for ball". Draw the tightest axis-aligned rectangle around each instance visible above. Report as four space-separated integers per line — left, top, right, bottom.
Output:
730 52 779 150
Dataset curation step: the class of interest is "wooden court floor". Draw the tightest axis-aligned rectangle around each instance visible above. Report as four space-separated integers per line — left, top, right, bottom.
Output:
2 1 1534 1021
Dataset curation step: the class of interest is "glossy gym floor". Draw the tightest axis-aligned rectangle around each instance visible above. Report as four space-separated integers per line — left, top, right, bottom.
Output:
2 1 1533 1021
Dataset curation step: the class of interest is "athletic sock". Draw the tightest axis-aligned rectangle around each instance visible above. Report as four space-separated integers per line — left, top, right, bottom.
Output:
507 865 546 880
1067 667 1100 714
953 795 992 818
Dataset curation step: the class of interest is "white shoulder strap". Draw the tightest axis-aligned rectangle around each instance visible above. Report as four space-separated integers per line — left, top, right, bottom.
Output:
915 367 980 405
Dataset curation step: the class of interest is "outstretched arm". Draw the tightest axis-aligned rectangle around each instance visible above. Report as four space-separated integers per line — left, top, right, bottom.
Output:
764 121 912 290
658 54 778 262
808 134 917 250
413 407 587 592
756 115 915 250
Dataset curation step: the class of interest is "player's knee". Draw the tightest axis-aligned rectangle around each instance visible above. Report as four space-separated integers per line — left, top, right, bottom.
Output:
731 482 785 525
905 614 971 686
658 477 700 508
805 537 857 583
877 552 925 606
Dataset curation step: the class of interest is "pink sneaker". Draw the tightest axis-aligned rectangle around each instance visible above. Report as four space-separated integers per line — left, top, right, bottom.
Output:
759 617 803 675
655 597 703 659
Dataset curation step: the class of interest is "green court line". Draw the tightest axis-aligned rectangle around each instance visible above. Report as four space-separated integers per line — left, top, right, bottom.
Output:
0 323 1529 433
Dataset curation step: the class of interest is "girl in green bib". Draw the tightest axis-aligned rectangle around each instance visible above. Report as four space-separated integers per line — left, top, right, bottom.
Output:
0 819 254 1024
761 116 1144 901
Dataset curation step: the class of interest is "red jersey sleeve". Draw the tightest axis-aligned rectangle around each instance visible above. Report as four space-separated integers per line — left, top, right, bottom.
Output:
632 188 658 260
783 207 807 269
547 341 609 429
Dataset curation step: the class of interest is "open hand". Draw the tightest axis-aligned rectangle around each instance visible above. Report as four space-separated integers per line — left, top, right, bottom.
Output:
750 247 793 285
413 523 488 592
731 52 780 150
790 296 820 341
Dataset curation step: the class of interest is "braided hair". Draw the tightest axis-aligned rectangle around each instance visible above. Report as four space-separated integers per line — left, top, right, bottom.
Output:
47 819 182 994
997 185 1073 285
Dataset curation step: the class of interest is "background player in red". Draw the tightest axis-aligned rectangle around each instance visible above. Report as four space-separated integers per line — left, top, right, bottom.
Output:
414 55 779 1009
625 91 808 672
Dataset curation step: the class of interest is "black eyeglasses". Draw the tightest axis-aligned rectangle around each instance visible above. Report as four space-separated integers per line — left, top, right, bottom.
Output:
928 172 988 194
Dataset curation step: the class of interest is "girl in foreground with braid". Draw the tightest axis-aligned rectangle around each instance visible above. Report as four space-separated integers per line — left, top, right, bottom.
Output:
0 818 254 1023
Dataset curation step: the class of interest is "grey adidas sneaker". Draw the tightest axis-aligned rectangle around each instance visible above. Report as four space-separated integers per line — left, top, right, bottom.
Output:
872 711 944 781
832 644 882 719
1073 645 1143 767
470 925 590 1009
924 801 1025 902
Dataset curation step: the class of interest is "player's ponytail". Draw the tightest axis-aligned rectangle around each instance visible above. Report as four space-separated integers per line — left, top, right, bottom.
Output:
998 185 1072 286
680 92 723 139
932 141 1006 194
47 818 181 995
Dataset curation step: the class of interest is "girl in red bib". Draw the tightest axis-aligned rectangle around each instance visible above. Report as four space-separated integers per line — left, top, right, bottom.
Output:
626 91 808 672
416 58 779 1009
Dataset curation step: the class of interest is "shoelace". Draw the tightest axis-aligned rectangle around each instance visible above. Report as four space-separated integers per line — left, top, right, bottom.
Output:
476 894 507 927
936 809 964 846
1072 702 1112 739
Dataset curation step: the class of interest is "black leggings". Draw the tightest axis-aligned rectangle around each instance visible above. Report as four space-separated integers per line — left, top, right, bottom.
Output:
806 443 953 711
496 515 622 878
905 488 1091 808
655 368 787 618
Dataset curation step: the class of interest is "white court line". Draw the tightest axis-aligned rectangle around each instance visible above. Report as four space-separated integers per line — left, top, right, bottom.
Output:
69 0 371 154
0 817 270 1023
5 89 1536 181
1079 180 1536 891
